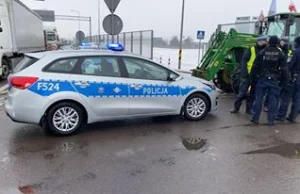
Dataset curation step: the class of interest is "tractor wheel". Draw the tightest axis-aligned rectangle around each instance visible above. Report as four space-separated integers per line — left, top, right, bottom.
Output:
213 70 233 93
231 67 241 94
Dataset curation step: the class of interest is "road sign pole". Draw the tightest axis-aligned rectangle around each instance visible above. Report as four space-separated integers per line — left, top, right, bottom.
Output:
111 0 115 42
111 15 113 42
89 17 92 42
98 0 101 44
178 0 185 70
198 39 201 64
196 30 205 63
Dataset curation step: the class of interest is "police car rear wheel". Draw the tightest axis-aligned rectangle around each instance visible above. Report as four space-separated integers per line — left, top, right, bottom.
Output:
184 94 209 121
46 102 84 136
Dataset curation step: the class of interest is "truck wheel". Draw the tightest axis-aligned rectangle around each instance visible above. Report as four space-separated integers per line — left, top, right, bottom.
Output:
45 102 85 136
1 58 10 80
213 70 233 93
183 94 209 121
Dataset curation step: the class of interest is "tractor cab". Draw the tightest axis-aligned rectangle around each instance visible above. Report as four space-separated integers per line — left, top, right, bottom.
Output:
263 13 300 44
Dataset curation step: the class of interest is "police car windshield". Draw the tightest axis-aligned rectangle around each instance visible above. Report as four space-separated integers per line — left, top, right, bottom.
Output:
13 56 38 73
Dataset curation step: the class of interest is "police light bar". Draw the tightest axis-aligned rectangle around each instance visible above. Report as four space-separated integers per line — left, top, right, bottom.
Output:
79 45 99 50
79 42 100 50
107 43 124 51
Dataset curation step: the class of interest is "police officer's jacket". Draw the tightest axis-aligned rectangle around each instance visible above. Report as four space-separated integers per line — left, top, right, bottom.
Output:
240 45 266 76
289 44 300 75
279 45 293 63
250 45 289 85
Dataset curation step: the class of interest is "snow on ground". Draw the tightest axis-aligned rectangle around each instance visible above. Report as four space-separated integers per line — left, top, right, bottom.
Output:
153 48 204 71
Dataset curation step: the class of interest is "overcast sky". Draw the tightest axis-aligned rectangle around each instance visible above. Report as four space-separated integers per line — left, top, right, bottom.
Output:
22 0 300 41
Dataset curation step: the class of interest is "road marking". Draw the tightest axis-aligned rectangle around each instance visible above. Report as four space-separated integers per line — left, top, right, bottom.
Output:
0 84 8 93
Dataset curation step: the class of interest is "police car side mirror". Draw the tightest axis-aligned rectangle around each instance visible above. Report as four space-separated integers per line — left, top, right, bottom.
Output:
167 73 179 82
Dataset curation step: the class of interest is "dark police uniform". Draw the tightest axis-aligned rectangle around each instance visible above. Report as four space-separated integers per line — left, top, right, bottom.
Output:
231 37 266 114
276 44 294 121
264 39 292 112
285 36 300 123
250 36 289 125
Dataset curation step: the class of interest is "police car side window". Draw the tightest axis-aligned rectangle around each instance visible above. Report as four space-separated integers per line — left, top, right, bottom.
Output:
123 58 169 81
80 57 121 77
46 58 78 73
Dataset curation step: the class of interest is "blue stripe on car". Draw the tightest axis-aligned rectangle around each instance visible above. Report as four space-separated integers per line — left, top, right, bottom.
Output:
28 80 197 98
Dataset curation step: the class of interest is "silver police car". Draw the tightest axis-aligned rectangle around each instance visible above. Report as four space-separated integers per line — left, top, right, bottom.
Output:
5 47 218 136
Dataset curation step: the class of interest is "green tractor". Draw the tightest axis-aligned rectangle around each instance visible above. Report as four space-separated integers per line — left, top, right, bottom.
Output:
192 13 300 93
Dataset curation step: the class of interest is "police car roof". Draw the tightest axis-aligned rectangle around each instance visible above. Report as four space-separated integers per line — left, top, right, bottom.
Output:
25 49 139 59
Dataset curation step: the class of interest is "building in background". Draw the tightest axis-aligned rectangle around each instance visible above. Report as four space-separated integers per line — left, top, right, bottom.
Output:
234 16 258 34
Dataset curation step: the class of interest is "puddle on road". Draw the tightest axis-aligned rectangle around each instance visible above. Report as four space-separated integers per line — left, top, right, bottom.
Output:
61 141 88 152
245 143 300 158
181 138 207 151
152 157 176 167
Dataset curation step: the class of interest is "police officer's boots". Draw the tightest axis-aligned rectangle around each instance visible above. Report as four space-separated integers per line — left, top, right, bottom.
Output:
230 107 239 113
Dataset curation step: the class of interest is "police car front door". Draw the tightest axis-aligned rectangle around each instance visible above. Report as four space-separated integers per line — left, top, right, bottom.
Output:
122 57 182 115
70 56 129 118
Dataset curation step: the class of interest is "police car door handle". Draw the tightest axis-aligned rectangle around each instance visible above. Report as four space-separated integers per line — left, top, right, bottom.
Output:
130 83 141 87
74 81 90 87
130 83 142 90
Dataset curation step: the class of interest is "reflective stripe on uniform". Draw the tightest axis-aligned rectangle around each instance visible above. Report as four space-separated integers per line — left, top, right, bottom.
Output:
247 47 256 73
278 47 292 57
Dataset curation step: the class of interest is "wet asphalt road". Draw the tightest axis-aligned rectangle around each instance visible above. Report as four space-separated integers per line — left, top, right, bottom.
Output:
1 96 300 194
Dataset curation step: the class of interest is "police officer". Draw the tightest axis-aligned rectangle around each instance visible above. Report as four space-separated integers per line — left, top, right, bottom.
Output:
230 36 267 114
265 37 292 113
284 36 300 123
250 36 289 125
276 37 294 121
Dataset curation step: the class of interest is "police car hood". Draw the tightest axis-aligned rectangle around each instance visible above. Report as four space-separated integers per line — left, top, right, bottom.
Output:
177 71 212 85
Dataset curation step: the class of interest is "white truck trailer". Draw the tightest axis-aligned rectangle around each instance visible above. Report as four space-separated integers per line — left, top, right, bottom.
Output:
0 0 45 79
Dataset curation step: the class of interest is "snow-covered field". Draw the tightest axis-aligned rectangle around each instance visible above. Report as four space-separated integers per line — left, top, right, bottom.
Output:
153 48 203 71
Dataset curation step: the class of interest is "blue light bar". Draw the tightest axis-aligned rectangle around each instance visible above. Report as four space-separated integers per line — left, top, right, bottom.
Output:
107 43 124 51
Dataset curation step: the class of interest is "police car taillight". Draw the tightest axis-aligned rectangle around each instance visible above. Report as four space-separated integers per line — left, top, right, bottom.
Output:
9 76 38 90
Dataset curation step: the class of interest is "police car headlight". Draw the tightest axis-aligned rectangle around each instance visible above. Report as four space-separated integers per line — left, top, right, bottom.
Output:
202 82 216 90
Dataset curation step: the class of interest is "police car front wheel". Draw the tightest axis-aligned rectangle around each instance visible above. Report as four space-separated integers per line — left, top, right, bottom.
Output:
183 94 209 121
45 102 85 136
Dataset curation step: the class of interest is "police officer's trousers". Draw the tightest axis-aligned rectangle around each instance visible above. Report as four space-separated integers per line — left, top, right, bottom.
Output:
288 77 300 122
234 78 255 111
277 83 293 120
252 78 281 124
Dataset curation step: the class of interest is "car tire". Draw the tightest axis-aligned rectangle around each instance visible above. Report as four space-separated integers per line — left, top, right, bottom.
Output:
45 102 85 136
183 94 209 121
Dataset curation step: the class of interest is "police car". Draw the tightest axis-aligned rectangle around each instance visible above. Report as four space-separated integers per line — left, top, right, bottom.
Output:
4 44 218 136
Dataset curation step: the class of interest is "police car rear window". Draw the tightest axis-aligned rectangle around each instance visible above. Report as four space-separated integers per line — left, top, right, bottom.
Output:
13 56 38 73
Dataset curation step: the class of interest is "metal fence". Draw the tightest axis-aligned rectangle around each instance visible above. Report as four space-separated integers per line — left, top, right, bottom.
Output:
217 21 259 34
86 30 154 59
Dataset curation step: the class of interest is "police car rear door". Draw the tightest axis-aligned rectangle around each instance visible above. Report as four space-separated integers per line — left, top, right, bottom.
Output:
70 55 130 118
121 57 182 115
